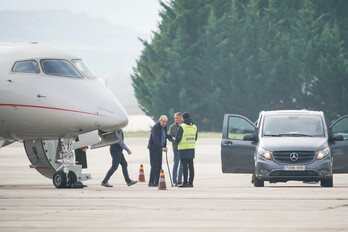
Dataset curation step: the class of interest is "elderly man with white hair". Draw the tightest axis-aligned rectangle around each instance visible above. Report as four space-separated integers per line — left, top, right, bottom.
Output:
147 115 172 187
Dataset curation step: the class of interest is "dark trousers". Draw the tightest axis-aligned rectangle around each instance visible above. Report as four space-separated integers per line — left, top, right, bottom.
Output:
102 150 131 183
75 149 87 168
149 146 163 185
181 158 194 185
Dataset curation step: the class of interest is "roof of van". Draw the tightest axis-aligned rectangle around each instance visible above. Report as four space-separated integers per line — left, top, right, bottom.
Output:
261 110 324 116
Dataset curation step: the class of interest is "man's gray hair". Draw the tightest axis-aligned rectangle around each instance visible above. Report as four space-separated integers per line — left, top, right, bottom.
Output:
174 112 182 117
159 115 168 121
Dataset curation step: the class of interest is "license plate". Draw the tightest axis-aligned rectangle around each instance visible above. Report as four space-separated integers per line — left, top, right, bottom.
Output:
283 165 305 171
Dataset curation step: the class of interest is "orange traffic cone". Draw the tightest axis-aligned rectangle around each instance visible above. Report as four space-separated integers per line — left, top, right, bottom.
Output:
138 164 146 182
158 169 167 190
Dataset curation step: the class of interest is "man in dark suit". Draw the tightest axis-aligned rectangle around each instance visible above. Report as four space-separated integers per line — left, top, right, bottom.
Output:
101 130 138 188
147 115 171 187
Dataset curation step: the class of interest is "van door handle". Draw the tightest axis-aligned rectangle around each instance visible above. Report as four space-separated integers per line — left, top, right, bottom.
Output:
224 141 233 145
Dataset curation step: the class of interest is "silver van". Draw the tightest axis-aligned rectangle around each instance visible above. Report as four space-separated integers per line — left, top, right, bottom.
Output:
221 110 348 187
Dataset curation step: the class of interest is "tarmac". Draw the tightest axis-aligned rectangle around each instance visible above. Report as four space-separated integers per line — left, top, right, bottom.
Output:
1 138 348 231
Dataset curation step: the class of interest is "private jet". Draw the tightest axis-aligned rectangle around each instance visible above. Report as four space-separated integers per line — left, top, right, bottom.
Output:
0 42 128 188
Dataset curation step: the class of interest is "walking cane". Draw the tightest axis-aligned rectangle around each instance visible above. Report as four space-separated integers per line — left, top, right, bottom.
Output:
165 151 174 187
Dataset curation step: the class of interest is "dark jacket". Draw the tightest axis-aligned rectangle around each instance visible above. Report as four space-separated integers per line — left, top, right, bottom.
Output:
147 122 171 150
110 130 129 152
175 118 198 159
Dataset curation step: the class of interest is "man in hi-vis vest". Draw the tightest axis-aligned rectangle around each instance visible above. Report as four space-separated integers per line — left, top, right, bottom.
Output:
175 112 198 188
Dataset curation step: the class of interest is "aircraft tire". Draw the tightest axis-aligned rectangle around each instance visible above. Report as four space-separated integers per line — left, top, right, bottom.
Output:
65 171 77 188
53 170 66 188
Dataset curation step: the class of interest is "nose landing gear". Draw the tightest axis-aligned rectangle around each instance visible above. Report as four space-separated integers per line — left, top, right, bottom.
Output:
53 170 78 188
52 137 89 188
24 137 91 188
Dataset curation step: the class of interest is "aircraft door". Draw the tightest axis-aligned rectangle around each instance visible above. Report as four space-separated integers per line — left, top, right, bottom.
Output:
221 114 256 173
329 115 348 173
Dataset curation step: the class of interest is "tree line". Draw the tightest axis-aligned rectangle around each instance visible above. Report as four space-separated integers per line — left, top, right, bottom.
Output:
132 0 348 131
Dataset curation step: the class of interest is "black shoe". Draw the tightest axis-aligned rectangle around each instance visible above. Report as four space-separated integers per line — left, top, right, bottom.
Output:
148 183 157 187
101 182 113 187
188 183 193 187
127 180 138 186
178 183 189 188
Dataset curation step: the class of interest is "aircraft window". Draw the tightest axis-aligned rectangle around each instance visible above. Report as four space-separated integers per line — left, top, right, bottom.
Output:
12 60 40 73
72 59 96 79
40 59 83 78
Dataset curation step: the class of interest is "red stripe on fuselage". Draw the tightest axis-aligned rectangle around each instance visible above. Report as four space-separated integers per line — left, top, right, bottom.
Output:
0 104 110 117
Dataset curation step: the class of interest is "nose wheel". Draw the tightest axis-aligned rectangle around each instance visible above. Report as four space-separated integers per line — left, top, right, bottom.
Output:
53 137 80 188
53 170 66 188
66 171 77 187
53 171 78 188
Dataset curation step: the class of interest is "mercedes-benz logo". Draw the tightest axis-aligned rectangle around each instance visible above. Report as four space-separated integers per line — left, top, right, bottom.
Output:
290 152 299 161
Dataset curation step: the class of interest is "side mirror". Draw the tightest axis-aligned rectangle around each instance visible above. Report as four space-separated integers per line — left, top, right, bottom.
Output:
330 134 344 142
243 134 258 142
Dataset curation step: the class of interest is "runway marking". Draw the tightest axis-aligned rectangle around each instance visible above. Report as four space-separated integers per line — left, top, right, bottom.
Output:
0 195 347 201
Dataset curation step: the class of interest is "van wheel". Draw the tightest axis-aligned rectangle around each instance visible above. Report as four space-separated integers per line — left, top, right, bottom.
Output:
320 177 333 187
254 176 264 187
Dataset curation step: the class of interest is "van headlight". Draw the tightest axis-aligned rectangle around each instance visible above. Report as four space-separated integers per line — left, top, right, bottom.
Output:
317 147 330 160
258 148 272 160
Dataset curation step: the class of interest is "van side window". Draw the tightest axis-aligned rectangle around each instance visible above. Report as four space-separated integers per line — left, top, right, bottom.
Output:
12 60 40 73
228 116 255 140
332 117 348 140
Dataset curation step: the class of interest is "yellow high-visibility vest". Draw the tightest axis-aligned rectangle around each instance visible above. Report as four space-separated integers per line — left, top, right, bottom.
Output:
178 123 197 150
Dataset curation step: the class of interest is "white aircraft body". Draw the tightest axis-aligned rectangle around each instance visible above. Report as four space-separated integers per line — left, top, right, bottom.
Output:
0 42 128 188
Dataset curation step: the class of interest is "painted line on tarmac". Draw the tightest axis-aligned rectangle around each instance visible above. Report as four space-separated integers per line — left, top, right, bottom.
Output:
0 196 347 201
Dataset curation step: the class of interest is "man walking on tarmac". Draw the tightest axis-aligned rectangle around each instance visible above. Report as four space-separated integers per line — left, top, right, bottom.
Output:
101 130 138 187
168 112 183 186
175 112 198 188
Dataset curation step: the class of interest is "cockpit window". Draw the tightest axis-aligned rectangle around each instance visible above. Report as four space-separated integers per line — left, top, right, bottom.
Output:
72 59 96 79
40 59 83 78
12 60 40 73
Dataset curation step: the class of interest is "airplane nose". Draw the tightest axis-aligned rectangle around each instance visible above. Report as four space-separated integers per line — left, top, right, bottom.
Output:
95 98 129 132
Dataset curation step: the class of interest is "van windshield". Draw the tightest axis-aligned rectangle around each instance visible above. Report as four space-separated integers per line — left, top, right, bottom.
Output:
263 115 325 137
